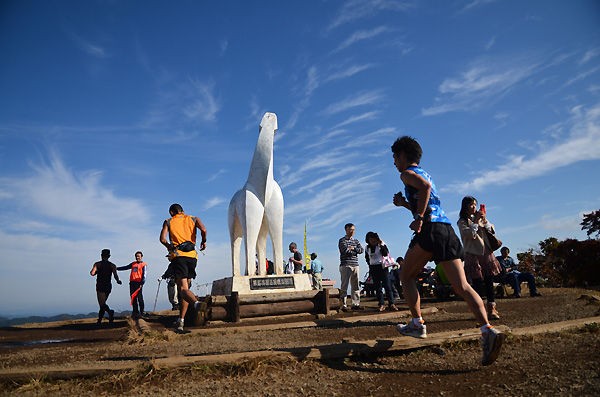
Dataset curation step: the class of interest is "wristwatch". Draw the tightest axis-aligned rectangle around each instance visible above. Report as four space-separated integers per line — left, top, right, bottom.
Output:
414 214 424 221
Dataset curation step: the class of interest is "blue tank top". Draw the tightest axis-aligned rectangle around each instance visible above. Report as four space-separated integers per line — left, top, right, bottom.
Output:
404 165 450 224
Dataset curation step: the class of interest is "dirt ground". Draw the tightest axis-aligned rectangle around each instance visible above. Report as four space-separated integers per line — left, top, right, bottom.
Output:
1 287 599 396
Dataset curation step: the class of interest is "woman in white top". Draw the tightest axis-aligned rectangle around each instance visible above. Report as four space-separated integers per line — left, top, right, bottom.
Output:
365 231 398 312
457 196 502 319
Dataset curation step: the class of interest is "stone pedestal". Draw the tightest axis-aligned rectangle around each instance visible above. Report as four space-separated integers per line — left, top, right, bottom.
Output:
211 274 313 296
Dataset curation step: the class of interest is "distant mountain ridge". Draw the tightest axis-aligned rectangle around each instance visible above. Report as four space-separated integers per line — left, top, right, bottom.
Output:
0 312 132 327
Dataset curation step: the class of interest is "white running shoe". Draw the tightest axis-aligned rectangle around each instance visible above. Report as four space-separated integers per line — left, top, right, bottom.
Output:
481 327 506 366
396 322 427 339
175 318 184 332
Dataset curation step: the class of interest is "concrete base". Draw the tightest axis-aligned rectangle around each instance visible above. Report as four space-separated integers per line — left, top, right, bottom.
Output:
211 274 313 296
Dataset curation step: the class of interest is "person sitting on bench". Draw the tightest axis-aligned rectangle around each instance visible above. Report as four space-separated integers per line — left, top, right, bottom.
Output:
496 247 541 298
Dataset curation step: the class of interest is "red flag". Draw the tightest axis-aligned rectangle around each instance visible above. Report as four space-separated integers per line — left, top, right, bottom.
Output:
130 287 142 306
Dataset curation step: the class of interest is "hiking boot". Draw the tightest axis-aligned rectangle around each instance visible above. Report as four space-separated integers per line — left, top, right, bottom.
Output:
396 322 427 339
481 327 506 366
96 318 102 325
378 305 386 312
108 309 115 324
388 304 399 311
530 292 542 297
351 305 364 311
487 302 500 320
340 305 349 312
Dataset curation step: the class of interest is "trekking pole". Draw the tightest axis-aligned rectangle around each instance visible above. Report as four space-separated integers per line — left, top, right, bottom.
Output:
153 278 162 312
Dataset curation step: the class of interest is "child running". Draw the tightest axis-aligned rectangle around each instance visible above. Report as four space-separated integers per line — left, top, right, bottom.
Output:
391 136 504 366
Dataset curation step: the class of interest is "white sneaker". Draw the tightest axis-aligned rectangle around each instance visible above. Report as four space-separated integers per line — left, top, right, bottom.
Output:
481 327 505 366
396 322 427 339
175 318 184 332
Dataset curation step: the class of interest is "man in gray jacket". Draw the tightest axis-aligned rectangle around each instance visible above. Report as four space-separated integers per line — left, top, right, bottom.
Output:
338 223 364 311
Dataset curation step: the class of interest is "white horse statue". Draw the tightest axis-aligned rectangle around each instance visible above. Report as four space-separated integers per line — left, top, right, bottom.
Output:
228 112 284 276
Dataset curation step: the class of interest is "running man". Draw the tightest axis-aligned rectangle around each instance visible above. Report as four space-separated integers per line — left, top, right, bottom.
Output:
90 249 122 325
160 203 207 332
391 136 505 366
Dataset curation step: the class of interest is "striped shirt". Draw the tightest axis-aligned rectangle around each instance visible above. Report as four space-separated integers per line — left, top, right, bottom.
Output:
338 236 364 267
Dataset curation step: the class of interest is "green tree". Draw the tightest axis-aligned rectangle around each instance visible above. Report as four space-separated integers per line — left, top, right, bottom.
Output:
522 237 600 287
581 210 600 238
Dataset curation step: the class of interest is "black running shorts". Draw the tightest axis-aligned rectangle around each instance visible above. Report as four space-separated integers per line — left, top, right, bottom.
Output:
167 256 198 280
96 283 112 294
409 222 464 264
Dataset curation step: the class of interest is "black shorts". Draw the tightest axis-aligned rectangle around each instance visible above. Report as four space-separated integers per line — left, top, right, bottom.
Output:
96 283 112 294
167 256 197 280
409 222 464 264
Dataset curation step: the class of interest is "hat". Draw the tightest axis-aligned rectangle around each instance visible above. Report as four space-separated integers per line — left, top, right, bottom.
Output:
101 249 111 256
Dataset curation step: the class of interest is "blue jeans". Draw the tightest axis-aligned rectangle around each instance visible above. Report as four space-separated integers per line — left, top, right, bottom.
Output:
369 265 394 306
503 271 538 296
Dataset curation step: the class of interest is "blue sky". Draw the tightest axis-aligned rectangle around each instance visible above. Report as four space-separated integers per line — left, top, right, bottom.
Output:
1 0 599 317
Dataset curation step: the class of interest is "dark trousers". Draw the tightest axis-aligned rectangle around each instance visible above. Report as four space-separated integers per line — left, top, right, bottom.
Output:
369 265 394 306
129 281 145 315
472 276 495 303
389 268 403 299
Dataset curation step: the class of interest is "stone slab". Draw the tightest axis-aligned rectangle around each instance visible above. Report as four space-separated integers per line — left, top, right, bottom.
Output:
211 274 313 296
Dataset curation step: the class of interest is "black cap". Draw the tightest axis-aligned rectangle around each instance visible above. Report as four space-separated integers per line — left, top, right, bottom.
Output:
101 249 110 256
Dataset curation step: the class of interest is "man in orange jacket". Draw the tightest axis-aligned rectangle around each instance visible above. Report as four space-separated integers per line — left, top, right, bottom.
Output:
117 251 147 319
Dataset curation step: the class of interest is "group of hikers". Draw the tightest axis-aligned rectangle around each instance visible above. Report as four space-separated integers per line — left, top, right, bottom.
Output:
91 203 207 332
89 249 147 323
91 136 507 366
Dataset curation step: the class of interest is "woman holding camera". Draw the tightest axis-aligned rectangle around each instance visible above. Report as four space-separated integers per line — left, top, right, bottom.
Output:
365 231 398 312
458 196 502 319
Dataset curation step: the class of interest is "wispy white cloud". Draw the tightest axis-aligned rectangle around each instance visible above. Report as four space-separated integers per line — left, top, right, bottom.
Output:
141 78 221 130
279 147 351 190
287 66 320 130
327 0 413 31
183 79 220 122
0 151 149 235
304 128 349 150
304 66 319 97
422 58 537 116
589 85 600 94
285 174 380 231
444 102 600 192
459 0 497 14
204 196 225 210
332 110 380 129
289 64 381 130
206 169 227 183
324 63 376 83
219 39 229 56
322 90 384 116
539 213 583 232
340 127 396 149
67 31 110 59
484 36 496 51
493 111 510 129
369 202 397 216
295 166 360 194
579 47 600 65
333 26 393 52
561 65 600 89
